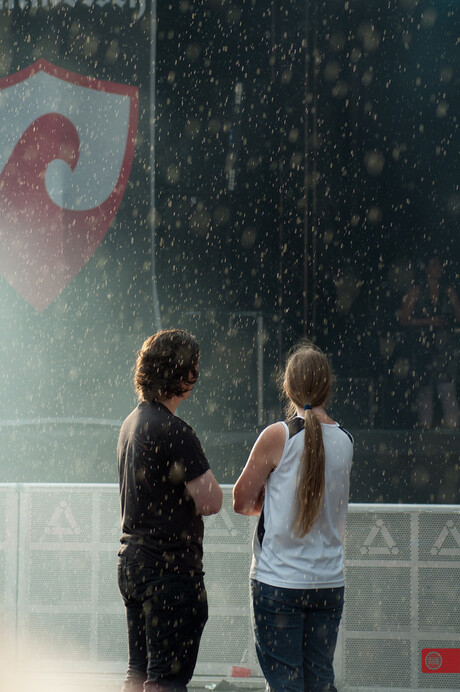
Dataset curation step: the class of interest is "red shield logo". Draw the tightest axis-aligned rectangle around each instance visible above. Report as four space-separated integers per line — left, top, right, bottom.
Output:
0 59 138 310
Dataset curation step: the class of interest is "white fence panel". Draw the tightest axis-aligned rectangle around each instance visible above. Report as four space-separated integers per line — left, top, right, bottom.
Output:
0 484 459 691
15 484 124 674
343 504 460 691
0 484 19 661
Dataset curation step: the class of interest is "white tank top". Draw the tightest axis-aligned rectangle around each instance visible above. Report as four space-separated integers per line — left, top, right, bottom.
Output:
250 417 353 589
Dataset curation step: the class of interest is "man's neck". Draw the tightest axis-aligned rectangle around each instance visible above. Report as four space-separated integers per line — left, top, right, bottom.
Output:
158 396 179 414
158 394 188 415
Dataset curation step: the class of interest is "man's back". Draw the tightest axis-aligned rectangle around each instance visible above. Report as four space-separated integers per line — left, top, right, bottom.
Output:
118 400 210 573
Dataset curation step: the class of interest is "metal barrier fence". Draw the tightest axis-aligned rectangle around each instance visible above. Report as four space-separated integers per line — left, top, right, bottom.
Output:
0 484 459 691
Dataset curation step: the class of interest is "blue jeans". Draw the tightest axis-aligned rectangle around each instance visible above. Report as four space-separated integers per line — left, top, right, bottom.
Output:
250 579 344 692
118 556 208 692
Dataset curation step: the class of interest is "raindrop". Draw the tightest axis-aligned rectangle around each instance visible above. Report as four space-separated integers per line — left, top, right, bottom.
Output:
324 61 340 82
364 151 385 176
440 66 453 83
435 101 449 118
281 69 293 85
241 228 257 249
421 8 438 28
358 21 380 52
367 206 382 223
166 165 180 185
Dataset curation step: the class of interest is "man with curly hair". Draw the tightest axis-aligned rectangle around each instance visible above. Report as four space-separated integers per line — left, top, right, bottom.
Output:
117 329 223 692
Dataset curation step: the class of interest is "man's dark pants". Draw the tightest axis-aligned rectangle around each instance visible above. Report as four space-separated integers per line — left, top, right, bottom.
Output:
118 556 208 692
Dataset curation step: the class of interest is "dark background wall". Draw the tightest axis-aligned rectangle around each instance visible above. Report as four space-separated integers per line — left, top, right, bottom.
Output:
155 0 459 418
154 0 459 502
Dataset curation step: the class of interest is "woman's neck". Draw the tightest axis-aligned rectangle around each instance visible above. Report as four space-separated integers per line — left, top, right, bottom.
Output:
295 404 335 424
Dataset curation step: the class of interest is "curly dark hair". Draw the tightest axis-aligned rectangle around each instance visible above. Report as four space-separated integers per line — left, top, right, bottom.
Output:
134 329 200 403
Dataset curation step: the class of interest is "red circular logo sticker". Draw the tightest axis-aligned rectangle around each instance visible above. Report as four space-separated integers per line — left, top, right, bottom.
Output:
425 651 443 671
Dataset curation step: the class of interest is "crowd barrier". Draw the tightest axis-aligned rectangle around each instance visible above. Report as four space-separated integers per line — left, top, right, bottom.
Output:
0 484 459 691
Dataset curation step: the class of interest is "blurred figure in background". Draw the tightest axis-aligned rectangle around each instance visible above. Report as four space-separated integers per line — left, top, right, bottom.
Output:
399 255 460 429
233 341 353 692
117 329 222 692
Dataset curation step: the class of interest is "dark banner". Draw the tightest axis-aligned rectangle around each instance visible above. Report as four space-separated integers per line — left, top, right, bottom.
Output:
0 2 158 481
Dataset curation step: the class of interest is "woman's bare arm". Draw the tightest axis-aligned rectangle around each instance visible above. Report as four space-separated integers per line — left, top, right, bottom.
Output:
233 423 286 516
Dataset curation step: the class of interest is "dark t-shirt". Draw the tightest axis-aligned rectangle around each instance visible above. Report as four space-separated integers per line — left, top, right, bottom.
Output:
117 401 210 574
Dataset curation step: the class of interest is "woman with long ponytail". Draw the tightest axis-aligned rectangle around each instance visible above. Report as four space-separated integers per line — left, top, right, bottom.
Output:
233 341 353 692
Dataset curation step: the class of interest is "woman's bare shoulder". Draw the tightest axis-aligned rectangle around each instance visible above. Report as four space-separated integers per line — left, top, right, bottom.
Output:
257 421 286 444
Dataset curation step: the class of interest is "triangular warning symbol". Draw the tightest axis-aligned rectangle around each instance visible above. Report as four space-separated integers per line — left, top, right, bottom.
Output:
205 508 238 537
360 519 399 555
45 500 81 536
430 520 460 556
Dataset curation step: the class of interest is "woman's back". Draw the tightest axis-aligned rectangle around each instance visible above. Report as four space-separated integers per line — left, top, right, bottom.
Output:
250 416 353 589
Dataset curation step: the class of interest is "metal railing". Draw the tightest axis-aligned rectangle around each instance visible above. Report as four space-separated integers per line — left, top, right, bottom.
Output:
0 484 459 691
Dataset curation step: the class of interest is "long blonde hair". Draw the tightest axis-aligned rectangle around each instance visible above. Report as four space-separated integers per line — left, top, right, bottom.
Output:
283 342 333 536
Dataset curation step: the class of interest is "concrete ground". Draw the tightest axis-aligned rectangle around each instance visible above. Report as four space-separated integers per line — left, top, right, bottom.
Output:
4 673 266 692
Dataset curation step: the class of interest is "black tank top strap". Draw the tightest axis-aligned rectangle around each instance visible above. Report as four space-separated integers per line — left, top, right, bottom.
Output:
285 416 305 439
